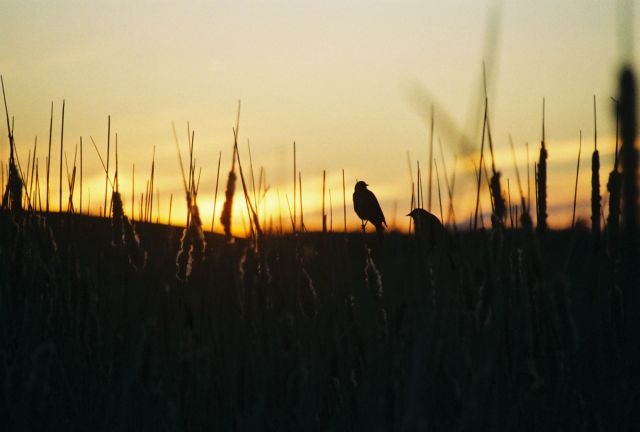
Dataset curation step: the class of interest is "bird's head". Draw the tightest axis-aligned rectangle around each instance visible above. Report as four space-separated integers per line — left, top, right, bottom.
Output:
354 180 369 191
406 208 428 220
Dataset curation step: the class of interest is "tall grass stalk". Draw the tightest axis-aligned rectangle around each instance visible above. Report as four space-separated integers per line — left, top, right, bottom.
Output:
322 170 326 232
293 141 297 232
114 134 119 192
285 194 294 231
211 151 221 232
247 139 258 211
131 164 135 222
234 135 262 239
417 161 423 208
507 178 513 229
46 101 53 212
526 141 531 212
434 158 444 223
571 131 582 229
474 99 488 230
59 100 65 213
28 137 37 210
591 95 601 248
427 105 434 211
299 171 305 232
79 137 83 215
438 139 457 230
485 104 505 229
329 188 333 232
103 116 110 217
342 169 346 233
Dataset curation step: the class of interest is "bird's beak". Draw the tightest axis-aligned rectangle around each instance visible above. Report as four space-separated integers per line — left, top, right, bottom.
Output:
405 213 411 217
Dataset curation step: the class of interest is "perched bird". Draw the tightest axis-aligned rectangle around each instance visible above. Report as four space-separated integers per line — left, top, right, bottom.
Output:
407 208 446 249
353 181 387 237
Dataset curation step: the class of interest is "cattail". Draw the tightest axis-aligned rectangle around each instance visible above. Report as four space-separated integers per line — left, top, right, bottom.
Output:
111 190 125 247
220 103 241 242
619 66 639 328
1 76 23 214
299 266 318 319
111 190 145 269
364 247 384 298
490 171 506 229
176 203 206 281
510 134 542 278
607 99 621 257
591 95 601 249
123 214 145 270
220 165 237 242
619 67 637 236
175 123 207 280
176 212 193 281
537 98 548 234
190 204 206 262
5 157 23 213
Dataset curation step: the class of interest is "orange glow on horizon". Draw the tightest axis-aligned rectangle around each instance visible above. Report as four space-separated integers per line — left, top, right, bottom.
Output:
15 133 630 237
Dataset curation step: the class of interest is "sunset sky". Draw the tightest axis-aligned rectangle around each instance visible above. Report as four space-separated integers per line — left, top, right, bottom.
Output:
2 0 639 233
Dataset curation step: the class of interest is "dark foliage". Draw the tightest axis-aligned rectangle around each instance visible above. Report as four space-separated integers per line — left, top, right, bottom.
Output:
0 210 637 430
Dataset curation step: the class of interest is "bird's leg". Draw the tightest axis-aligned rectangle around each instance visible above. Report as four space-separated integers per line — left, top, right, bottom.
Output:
361 220 367 232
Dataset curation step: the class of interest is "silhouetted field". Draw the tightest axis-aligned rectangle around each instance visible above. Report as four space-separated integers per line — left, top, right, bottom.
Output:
1 210 637 431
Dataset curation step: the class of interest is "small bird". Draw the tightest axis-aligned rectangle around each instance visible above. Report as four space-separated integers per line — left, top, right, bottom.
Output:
353 181 387 237
407 208 446 249
408 208 456 269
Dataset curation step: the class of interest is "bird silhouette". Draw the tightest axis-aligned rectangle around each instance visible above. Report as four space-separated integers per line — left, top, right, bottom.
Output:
407 208 456 269
407 208 446 249
353 181 386 237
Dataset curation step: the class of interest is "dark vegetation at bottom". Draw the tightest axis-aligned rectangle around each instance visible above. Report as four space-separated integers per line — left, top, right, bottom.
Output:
0 211 637 431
